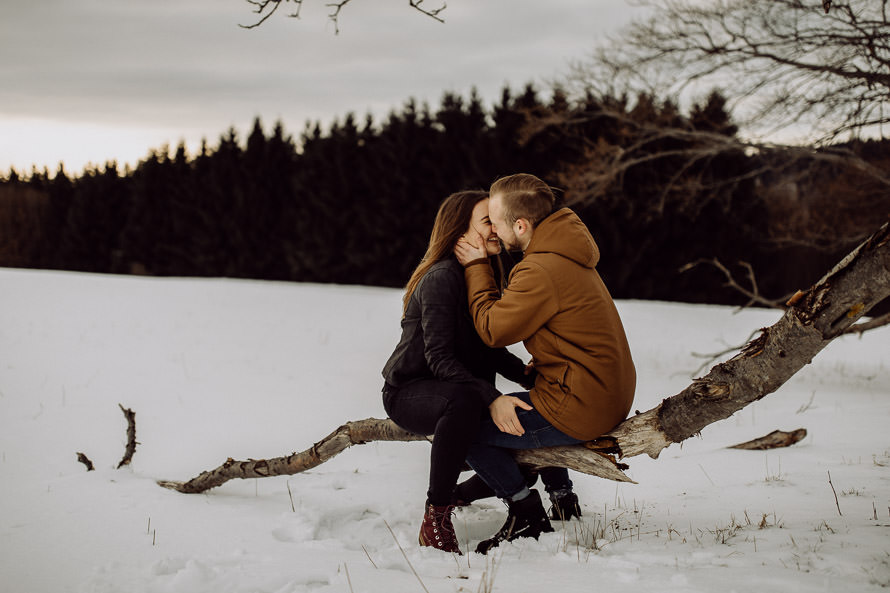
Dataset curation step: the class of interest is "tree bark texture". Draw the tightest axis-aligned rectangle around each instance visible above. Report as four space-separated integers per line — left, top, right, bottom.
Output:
158 419 428 493
159 221 890 494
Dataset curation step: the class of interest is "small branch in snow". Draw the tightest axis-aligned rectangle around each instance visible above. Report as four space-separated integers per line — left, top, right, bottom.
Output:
828 471 842 516
117 404 137 468
76 452 94 471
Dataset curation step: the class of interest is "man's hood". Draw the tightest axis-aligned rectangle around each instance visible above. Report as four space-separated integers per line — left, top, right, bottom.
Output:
524 208 600 269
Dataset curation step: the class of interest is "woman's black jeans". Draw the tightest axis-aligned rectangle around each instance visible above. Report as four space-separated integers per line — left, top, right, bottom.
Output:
383 379 487 506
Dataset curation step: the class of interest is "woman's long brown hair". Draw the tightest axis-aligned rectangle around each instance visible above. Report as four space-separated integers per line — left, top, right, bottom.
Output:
402 190 491 315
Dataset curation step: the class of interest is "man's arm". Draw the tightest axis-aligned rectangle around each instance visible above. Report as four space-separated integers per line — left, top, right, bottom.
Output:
464 260 558 348
454 238 546 435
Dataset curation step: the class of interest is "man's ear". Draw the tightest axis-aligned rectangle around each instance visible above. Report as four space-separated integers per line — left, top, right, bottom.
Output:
515 218 530 236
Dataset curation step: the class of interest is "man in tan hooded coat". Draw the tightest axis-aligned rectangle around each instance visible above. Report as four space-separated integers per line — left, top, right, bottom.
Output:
454 173 635 554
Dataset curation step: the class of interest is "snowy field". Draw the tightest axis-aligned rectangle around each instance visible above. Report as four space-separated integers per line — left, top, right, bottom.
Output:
1 267 888 593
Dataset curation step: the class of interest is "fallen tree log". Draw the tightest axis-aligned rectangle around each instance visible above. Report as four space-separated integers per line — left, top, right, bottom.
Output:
159 220 890 494
157 420 634 494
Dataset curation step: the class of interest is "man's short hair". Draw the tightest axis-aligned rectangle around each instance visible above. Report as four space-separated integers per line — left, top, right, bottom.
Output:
490 174 556 228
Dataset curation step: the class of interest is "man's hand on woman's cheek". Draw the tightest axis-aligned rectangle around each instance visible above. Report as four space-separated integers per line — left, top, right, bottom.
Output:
454 231 487 265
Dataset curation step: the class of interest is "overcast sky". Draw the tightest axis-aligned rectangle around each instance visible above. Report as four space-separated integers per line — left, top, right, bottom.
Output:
0 0 644 174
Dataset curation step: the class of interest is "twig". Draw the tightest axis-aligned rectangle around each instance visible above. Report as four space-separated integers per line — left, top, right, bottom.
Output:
343 563 354 593
698 464 716 486
325 0 352 33
679 258 789 310
796 392 817 414
117 404 137 468
827 471 843 516
361 545 378 569
688 328 760 377
383 519 429 593
409 0 446 23
240 0 285 29
845 311 890 335
76 452 94 471
242 0 444 32
680 259 889 337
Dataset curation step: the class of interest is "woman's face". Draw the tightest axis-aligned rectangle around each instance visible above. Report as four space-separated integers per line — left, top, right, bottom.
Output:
467 198 502 256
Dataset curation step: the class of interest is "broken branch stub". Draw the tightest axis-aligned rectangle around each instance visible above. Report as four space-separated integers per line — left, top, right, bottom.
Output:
728 428 808 450
117 404 137 468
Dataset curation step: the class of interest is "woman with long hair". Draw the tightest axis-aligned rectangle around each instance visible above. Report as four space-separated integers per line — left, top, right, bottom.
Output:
381 190 533 554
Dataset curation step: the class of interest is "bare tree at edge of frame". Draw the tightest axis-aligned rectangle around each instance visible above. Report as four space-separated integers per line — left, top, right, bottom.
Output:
569 0 890 145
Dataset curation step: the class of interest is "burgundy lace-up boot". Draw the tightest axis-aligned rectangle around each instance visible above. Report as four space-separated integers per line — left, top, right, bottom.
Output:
418 502 462 554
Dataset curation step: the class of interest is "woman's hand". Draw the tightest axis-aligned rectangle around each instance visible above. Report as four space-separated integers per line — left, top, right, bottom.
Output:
454 230 488 266
489 394 533 436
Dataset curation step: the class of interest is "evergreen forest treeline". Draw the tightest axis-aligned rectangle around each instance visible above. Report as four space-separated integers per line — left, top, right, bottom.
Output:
2 85 887 306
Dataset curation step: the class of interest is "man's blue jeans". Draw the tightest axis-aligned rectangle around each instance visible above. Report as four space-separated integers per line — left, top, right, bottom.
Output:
466 391 583 499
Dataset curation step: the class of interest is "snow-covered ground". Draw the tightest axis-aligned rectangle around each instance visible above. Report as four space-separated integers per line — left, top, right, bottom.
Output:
1 267 888 593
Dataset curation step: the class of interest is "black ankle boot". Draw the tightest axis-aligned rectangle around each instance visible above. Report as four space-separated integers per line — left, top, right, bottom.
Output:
475 489 553 554
548 490 582 521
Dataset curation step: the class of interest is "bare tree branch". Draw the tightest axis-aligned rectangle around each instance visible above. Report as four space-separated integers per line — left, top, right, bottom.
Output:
409 0 446 23
546 99 890 216
680 258 793 310
687 328 761 379
572 0 890 144
157 419 426 492
681 256 890 337
846 310 890 334
240 0 445 32
240 0 292 29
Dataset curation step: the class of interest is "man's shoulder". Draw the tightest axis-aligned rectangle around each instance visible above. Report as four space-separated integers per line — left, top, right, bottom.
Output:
513 252 594 292
512 252 560 276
